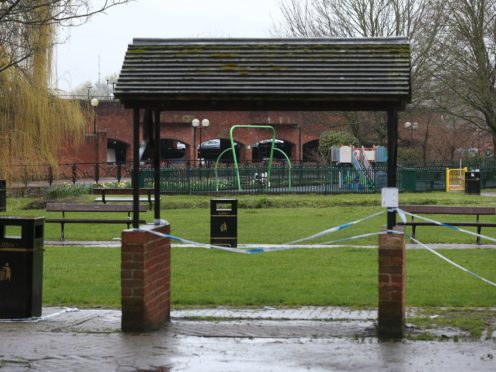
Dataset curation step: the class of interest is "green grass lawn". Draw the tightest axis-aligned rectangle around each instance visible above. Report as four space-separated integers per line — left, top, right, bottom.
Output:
43 247 496 308
1 205 385 242
4 194 496 244
3 192 496 308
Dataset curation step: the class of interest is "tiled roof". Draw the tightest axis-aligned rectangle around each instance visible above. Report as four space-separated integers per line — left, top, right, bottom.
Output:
115 38 411 111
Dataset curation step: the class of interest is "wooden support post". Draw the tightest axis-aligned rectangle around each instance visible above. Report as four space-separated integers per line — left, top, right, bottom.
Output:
387 110 398 230
132 108 140 229
154 110 161 222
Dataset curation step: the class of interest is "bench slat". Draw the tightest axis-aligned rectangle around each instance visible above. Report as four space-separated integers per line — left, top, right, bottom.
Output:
398 205 496 244
93 188 154 195
93 189 160 211
399 222 496 227
400 205 496 215
46 202 149 240
46 203 147 212
95 197 154 202
46 218 146 224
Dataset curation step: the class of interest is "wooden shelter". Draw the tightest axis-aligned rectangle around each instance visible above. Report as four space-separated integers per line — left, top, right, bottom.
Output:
114 37 411 228
115 37 412 337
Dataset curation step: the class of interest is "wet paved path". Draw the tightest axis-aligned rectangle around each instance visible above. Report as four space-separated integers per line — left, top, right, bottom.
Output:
1 307 495 371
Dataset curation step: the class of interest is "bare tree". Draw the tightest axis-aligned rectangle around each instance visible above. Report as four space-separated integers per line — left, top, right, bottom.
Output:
274 0 442 97
69 72 120 98
0 0 131 72
277 0 423 38
273 0 443 145
428 0 496 154
429 115 476 161
337 111 388 146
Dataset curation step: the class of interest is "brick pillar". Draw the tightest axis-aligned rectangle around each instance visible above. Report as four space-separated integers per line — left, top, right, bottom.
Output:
378 228 406 338
188 143 195 164
121 223 170 332
245 146 253 163
239 145 246 162
291 142 300 162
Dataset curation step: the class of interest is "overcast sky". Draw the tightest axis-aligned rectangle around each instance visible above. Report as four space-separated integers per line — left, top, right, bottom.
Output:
55 0 283 93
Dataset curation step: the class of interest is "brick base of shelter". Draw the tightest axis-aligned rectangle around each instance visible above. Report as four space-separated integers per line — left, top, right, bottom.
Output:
378 228 406 339
121 223 170 332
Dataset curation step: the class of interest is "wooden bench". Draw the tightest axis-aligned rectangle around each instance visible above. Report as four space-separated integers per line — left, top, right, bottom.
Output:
93 188 158 210
46 203 147 241
398 205 496 244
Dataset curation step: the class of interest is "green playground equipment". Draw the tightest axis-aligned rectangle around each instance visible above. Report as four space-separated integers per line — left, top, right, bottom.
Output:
214 125 292 192
272 147 292 191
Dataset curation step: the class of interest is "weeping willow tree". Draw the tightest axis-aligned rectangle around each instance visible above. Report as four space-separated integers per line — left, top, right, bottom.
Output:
0 0 130 181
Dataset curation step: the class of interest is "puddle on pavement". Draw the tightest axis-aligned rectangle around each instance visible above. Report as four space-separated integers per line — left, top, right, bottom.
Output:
1 308 495 371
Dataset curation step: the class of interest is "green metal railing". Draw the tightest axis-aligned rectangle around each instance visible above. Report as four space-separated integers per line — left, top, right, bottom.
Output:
141 163 496 194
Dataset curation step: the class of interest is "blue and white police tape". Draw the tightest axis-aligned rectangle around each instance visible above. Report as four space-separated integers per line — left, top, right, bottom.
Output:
221 230 402 253
397 208 496 245
321 230 403 245
149 228 399 255
284 210 385 245
148 230 257 254
411 237 496 288
150 230 335 254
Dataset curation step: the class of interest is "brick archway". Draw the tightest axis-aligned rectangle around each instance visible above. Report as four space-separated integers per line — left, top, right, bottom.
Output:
303 139 321 162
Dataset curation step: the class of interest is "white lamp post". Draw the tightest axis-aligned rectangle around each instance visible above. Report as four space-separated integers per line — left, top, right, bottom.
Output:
192 118 209 167
199 119 210 166
192 119 200 166
404 121 418 142
90 98 99 134
91 98 100 183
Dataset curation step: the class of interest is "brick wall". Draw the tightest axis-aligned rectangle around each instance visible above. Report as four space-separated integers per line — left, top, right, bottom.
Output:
59 101 337 165
121 223 171 332
55 101 495 166
378 229 406 338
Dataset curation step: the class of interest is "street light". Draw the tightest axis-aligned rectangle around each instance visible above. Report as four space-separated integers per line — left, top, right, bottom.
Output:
91 98 100 183
192 119 199 166
191 118 210 167
404 121 418 142
199 119 210 166
90 98 99 133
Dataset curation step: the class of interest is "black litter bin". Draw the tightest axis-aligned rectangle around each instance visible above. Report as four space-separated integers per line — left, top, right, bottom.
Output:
0 217 44 318
0 180 6 212
465 170 481 195
211 199 237 248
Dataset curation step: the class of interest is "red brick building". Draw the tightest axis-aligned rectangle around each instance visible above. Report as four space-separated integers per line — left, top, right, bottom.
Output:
63 100 341 167
61 100 494 171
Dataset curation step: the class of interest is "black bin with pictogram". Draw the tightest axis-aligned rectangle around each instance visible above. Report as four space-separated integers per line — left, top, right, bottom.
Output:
0 217 44 319
210 199 237 248
465 170 481 195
